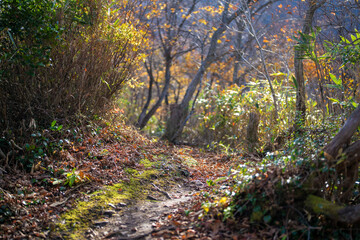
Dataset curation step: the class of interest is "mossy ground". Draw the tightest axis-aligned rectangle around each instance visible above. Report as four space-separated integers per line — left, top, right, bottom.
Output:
53 157 183 239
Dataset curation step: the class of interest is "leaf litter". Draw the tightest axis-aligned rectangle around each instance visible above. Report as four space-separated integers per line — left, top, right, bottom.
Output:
0 123 243 239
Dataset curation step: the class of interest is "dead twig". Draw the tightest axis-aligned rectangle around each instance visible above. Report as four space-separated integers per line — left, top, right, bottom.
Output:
49 197 71 208
10 140 23 151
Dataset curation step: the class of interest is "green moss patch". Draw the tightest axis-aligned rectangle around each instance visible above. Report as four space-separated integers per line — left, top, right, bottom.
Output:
54 155 186 239
140 158 156 168
53 159 173 239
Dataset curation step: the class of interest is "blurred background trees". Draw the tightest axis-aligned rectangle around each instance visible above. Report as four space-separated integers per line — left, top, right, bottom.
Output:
118 0 360 151
1 0 360 167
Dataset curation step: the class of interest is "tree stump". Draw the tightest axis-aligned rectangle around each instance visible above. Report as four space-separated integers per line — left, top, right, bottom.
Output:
246 112 260 152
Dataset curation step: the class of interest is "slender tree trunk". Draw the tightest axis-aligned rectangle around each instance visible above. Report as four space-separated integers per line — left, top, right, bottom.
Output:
233 20 245 86
166 76 203 142
233 59 241 86
180 64 208 109
163 104 188 142
137 61 154 127
136 0 199 130
294 0 325 132
137 54 172 129
163 53 215 142
163 65 207 141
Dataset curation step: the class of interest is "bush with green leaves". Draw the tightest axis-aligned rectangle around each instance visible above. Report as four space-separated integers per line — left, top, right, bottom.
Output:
18 120 66 171
326 30 360 66
324 30 360 113
0 0 60 72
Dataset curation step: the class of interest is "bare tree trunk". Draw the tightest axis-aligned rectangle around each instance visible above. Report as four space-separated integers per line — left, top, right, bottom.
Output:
303 106 360 221
294 0 325 132
136 0 199 130
137 61 155 128
137 54 172 129
166 77 203 143
324 106 360 160
308 105 360 202
163 104 188 142
233 57 241 86
233 20 245 86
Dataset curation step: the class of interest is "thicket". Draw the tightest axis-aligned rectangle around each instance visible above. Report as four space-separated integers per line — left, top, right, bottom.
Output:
0 0 146 130
0 0 147 170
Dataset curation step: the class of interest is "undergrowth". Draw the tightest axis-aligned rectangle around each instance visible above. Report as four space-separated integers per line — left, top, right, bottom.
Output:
0 111 196 239
195 115 360 239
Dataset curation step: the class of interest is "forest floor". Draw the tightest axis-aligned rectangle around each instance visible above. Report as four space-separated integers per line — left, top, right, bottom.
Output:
0 123 248 239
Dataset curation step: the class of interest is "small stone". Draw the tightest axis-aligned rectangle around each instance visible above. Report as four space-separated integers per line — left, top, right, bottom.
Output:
94 221 108 227
131 227 137 233
108 203 116 209
117 202 127 207
147 195 157 201
103 210 116 217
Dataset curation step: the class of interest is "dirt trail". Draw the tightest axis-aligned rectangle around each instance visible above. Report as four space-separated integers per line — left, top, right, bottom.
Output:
84 182 201 240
